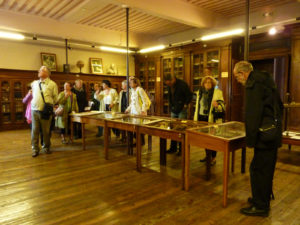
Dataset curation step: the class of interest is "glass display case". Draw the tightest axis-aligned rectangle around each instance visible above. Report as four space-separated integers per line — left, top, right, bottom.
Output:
87 112 125 120
144 119 207 131
192 121 245 140
112 115 162 125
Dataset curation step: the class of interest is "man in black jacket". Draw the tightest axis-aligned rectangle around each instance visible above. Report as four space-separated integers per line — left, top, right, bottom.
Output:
234 61 283 217
72 79 88 139
164 74 193 155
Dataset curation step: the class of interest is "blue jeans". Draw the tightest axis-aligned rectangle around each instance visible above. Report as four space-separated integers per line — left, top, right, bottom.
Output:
170 109 187 151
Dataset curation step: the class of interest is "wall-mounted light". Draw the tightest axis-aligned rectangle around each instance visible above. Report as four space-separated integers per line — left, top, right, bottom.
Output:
139 45 165 53
99 46 134 53
0 31 25 40
211 59 219 62
200 29 244 41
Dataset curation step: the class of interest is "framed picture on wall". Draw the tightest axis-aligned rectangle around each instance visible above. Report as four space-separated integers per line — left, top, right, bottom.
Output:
41 52 57 71
90 58 103 74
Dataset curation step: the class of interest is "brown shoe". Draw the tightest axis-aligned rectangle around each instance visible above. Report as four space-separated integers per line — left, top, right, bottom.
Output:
32 151 39 157
43 149 52 154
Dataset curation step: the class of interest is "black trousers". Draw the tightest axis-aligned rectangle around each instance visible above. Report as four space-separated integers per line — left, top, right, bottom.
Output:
198 114 217 158
250 147 278 209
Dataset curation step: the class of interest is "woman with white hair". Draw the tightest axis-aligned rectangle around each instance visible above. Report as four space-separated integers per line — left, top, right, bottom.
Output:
194 74 225 165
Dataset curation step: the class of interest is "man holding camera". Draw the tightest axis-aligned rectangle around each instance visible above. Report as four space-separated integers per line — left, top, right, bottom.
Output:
31 66 58 157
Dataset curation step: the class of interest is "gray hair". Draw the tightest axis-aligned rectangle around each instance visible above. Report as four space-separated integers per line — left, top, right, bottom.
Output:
122 80 127 85
234 61 253 73
39 66 51 76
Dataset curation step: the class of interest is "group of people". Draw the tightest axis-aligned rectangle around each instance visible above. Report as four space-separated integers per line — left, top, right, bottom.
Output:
164 67 225 167
164 61 283 217
24 60 283 217
23 66 88 156
23 67 152 157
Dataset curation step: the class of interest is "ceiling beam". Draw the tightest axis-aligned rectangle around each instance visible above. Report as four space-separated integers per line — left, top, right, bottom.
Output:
113 0 223 28
0 9 139 47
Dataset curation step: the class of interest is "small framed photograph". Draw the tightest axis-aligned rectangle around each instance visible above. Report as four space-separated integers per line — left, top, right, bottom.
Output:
41 52 57 71
90 58 103 74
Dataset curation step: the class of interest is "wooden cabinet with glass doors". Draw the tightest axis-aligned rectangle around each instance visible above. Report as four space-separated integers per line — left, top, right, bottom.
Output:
0 80 30 129
161 55 185 115
191 49 220 113
136 59 157 114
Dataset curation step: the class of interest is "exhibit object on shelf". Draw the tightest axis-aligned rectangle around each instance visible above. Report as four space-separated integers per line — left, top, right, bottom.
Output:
90 58 103 74
40 52 57 71
107 63 118 75
76 60 84 73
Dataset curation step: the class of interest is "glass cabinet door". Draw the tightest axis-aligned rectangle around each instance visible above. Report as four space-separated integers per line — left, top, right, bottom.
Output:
13 81 24 122
192 53 204 92
173 56 184 80
162 58 172 114
139 62 146 88
206 50 219 79
147 61 156 95
1 81 12 123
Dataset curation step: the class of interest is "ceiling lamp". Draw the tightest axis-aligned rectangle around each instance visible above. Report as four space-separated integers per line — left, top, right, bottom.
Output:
268 27 277 35
99 46 133 53
139 45 165 53
0 31 25 40
200 29 244 41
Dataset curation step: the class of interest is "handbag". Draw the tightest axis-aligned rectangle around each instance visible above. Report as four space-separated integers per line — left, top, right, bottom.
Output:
55 106 64 116
39 82 53 120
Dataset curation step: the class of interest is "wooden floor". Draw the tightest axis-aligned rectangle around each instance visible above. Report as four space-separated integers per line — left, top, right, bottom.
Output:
0 125 299 225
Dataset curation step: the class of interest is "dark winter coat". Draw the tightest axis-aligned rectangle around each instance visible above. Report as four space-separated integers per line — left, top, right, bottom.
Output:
168 78 193 114
245 70 283 149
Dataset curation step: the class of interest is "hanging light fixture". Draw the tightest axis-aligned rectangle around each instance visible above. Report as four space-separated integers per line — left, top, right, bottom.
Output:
99 46 134 53
0 31 25 40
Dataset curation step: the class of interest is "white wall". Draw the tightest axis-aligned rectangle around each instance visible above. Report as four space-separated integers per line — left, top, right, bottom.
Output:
0 39 135 76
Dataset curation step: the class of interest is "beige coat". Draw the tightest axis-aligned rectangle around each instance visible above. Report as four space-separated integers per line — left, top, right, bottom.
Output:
94 88 119 112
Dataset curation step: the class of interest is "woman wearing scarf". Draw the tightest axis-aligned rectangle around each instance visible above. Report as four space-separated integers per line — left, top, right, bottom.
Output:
56 82 79 144
193 75 225 165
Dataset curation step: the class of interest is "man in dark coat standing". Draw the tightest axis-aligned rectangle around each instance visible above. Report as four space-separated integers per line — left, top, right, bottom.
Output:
164 74 193 155
234 61 283 217
72 79 88 139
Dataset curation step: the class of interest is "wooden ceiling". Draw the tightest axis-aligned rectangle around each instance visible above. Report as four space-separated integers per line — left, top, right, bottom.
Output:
76 3 194 35
0 0 194 36
182 0 297 17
